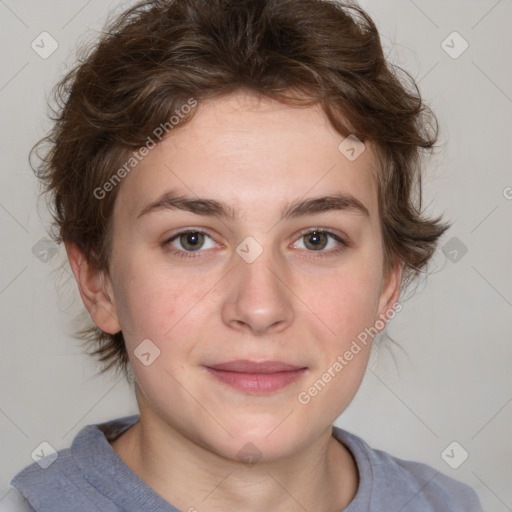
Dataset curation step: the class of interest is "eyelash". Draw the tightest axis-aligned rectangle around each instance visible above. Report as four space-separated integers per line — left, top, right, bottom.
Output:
162 227 349 260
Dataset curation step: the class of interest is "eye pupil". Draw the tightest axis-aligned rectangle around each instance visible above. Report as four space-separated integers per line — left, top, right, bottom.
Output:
181 232 204 251
305 231 327 251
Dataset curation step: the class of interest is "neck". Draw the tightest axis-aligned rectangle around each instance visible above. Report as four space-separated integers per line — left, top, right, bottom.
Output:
110 402 358 512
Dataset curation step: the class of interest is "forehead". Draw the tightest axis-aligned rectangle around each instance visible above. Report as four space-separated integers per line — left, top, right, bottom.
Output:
115 91 379 222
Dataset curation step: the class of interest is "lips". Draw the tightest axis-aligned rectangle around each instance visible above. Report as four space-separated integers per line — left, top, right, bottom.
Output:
204 360 307 393
206 360 305 373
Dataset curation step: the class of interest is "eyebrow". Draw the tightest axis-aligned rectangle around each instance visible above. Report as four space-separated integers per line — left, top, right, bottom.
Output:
136 190 370 221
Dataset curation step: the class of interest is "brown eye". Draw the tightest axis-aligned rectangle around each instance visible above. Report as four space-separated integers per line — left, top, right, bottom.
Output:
303 230 329 251
178 231 206 251
164 229 217 257
292 229 348 257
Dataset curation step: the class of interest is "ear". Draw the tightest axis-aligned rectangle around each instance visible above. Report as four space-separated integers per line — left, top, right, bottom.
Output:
65 242 121 335
374 258 403 333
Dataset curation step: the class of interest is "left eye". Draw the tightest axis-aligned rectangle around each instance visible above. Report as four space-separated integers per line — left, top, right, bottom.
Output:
292 229 346 252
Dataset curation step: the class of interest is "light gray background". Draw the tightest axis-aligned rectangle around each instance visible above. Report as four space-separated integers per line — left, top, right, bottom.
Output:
1 0 511 510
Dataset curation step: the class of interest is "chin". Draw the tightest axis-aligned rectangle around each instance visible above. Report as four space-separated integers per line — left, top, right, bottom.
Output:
210 417 310 462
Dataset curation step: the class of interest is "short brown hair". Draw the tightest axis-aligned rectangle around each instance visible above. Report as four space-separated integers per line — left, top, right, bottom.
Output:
33 0 450 376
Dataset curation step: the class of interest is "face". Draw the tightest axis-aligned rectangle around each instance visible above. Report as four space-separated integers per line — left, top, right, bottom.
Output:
83 91 401 462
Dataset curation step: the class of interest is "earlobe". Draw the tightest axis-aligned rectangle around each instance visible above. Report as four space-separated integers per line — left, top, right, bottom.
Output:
375 259 403 330
65 242 121 335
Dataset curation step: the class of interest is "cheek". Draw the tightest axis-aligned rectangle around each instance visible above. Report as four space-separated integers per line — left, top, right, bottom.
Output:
112 259 216 348
297 271 380 419
302 254 384 409
304 261 383 347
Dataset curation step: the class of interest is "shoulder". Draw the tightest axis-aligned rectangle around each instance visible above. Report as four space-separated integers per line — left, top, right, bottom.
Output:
8 443 91 512
7 415 140 512
332 426 484 512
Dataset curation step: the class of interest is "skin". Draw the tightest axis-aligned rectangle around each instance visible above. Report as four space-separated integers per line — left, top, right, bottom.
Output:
67 90 402 512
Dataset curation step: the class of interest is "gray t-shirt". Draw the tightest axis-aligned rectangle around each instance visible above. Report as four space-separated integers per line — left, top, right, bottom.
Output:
4 414 483 511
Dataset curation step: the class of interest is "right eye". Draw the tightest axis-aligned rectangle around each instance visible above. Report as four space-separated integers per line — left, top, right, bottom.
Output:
163 229 218 258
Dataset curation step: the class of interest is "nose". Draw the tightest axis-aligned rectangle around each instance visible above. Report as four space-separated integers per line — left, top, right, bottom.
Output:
221 247 295 336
